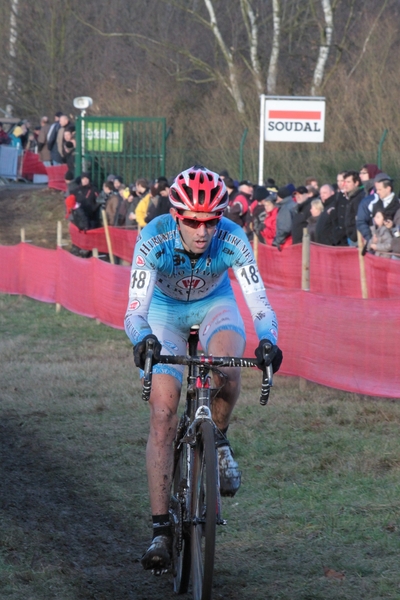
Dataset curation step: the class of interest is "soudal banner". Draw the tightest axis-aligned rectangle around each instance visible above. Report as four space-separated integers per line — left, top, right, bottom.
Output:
264 97 325 143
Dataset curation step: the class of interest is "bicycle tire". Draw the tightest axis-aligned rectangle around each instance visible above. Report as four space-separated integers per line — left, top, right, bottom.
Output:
171 439 191 594
191 420 217 600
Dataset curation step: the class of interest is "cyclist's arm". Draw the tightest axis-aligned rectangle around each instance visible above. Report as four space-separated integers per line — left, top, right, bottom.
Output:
219 221 278 344
233 261 278 345
124 261 157 345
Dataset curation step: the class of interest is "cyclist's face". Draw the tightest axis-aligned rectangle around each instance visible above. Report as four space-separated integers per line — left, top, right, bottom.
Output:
171 208 219 254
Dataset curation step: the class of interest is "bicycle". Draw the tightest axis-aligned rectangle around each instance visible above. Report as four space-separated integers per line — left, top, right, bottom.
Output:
142 327 273 600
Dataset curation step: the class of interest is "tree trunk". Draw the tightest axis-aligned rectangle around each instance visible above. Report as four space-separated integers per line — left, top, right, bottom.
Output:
311 0 333 96
267 0 280 94
203 0 245 112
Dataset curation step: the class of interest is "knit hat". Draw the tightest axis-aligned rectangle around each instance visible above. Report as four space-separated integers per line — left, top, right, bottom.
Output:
295 185 308 194
277 186 292 199
253 186 269 201
374 172 392 183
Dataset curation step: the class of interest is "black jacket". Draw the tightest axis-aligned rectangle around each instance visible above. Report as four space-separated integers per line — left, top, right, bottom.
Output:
291 197 313 244
345 187 365 243
315 193 337 245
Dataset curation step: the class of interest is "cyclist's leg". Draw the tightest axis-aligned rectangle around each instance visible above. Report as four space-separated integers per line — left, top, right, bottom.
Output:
140 324 187 571
199 299 246 430
199 300 246 497
207 328 245 430
147 373 181 516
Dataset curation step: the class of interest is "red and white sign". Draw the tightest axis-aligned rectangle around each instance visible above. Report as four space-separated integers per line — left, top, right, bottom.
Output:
264 97 325 143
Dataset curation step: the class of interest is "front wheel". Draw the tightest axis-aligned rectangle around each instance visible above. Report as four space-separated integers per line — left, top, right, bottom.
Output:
191 420 217 600
171 437 191 593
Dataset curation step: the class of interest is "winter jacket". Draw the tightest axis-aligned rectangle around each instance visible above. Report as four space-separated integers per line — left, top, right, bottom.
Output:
273 195 297 247
367 225 393 257
345 186 365 243
291 197 313 244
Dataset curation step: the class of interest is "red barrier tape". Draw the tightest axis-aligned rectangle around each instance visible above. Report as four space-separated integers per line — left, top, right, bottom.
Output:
21 151 47 179
46 165 68 191
1 243 400 398
69 223 137 263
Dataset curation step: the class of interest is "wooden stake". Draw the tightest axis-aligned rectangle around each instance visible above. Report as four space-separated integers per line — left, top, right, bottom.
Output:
101 209 114 264
357 230 368 299
253 231 259 264
56 221 62 314
299 227 310 391
20 227 25 243
301 227 310 292
91 248 101 324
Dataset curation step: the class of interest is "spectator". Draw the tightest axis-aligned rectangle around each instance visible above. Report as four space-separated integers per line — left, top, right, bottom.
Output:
47 111 63 165
305 176 319 190
307 199 324 241
53 115 71 165
37 116 51 165
251 186 270 243
359 163 382 197
105 185 129 226
272 186 297 249
19 120 30 149
135 177 168 228
224 177 238 203
372 173 400 221
64 170 80 196
145 180 171 223
291 185 314 244
62 126 76 171
9 125 24 154
260 195 279 246
96 180 114 211
366 210 393 257
126 178 149 228
113 175 124 192
343 170 364 247
224 179 252 230
332 172 348 246
73 171 99 229
0 122 11 145
314 184 337 245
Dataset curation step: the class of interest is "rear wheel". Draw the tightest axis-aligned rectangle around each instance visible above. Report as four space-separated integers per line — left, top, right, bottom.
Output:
191 420 217 600
171 438 191 593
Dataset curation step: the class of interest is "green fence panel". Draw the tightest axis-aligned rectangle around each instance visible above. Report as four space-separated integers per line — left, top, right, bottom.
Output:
75 116 166 188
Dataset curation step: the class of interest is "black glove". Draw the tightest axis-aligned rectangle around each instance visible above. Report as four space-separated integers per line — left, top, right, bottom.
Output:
255 339 283 373
133 334 162 369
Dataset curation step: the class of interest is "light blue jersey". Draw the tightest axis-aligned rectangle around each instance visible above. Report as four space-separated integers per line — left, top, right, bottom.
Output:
125 215 278 359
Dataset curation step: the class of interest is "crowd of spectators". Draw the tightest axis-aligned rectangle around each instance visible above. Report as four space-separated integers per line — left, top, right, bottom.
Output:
63 163 400 261
0 111 76 170
241 165 400 260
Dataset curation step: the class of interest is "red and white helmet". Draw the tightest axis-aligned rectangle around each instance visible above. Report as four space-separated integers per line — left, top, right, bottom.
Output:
169 165 228 213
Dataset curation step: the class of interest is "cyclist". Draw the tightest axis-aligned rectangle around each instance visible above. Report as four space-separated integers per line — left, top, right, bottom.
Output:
124 165 282 573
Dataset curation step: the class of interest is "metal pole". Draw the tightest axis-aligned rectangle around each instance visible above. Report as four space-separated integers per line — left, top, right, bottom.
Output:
239 128 248 181
258 94 266 185
377 129 388 170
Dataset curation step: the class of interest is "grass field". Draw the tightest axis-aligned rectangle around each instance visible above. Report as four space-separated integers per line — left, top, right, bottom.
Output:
1 294 400 600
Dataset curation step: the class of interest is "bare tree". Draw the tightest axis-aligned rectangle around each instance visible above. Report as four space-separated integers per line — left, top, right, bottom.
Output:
267 0 280 94
310 0 333 96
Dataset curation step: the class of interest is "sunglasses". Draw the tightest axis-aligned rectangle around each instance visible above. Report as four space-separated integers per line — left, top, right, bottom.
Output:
175 213 221 229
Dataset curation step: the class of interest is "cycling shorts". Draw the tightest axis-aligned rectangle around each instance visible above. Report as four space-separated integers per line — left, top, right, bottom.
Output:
143 285 245 383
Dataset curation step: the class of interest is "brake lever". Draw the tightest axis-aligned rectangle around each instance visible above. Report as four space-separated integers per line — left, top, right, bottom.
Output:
142 338 155 402
259 364 273 405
